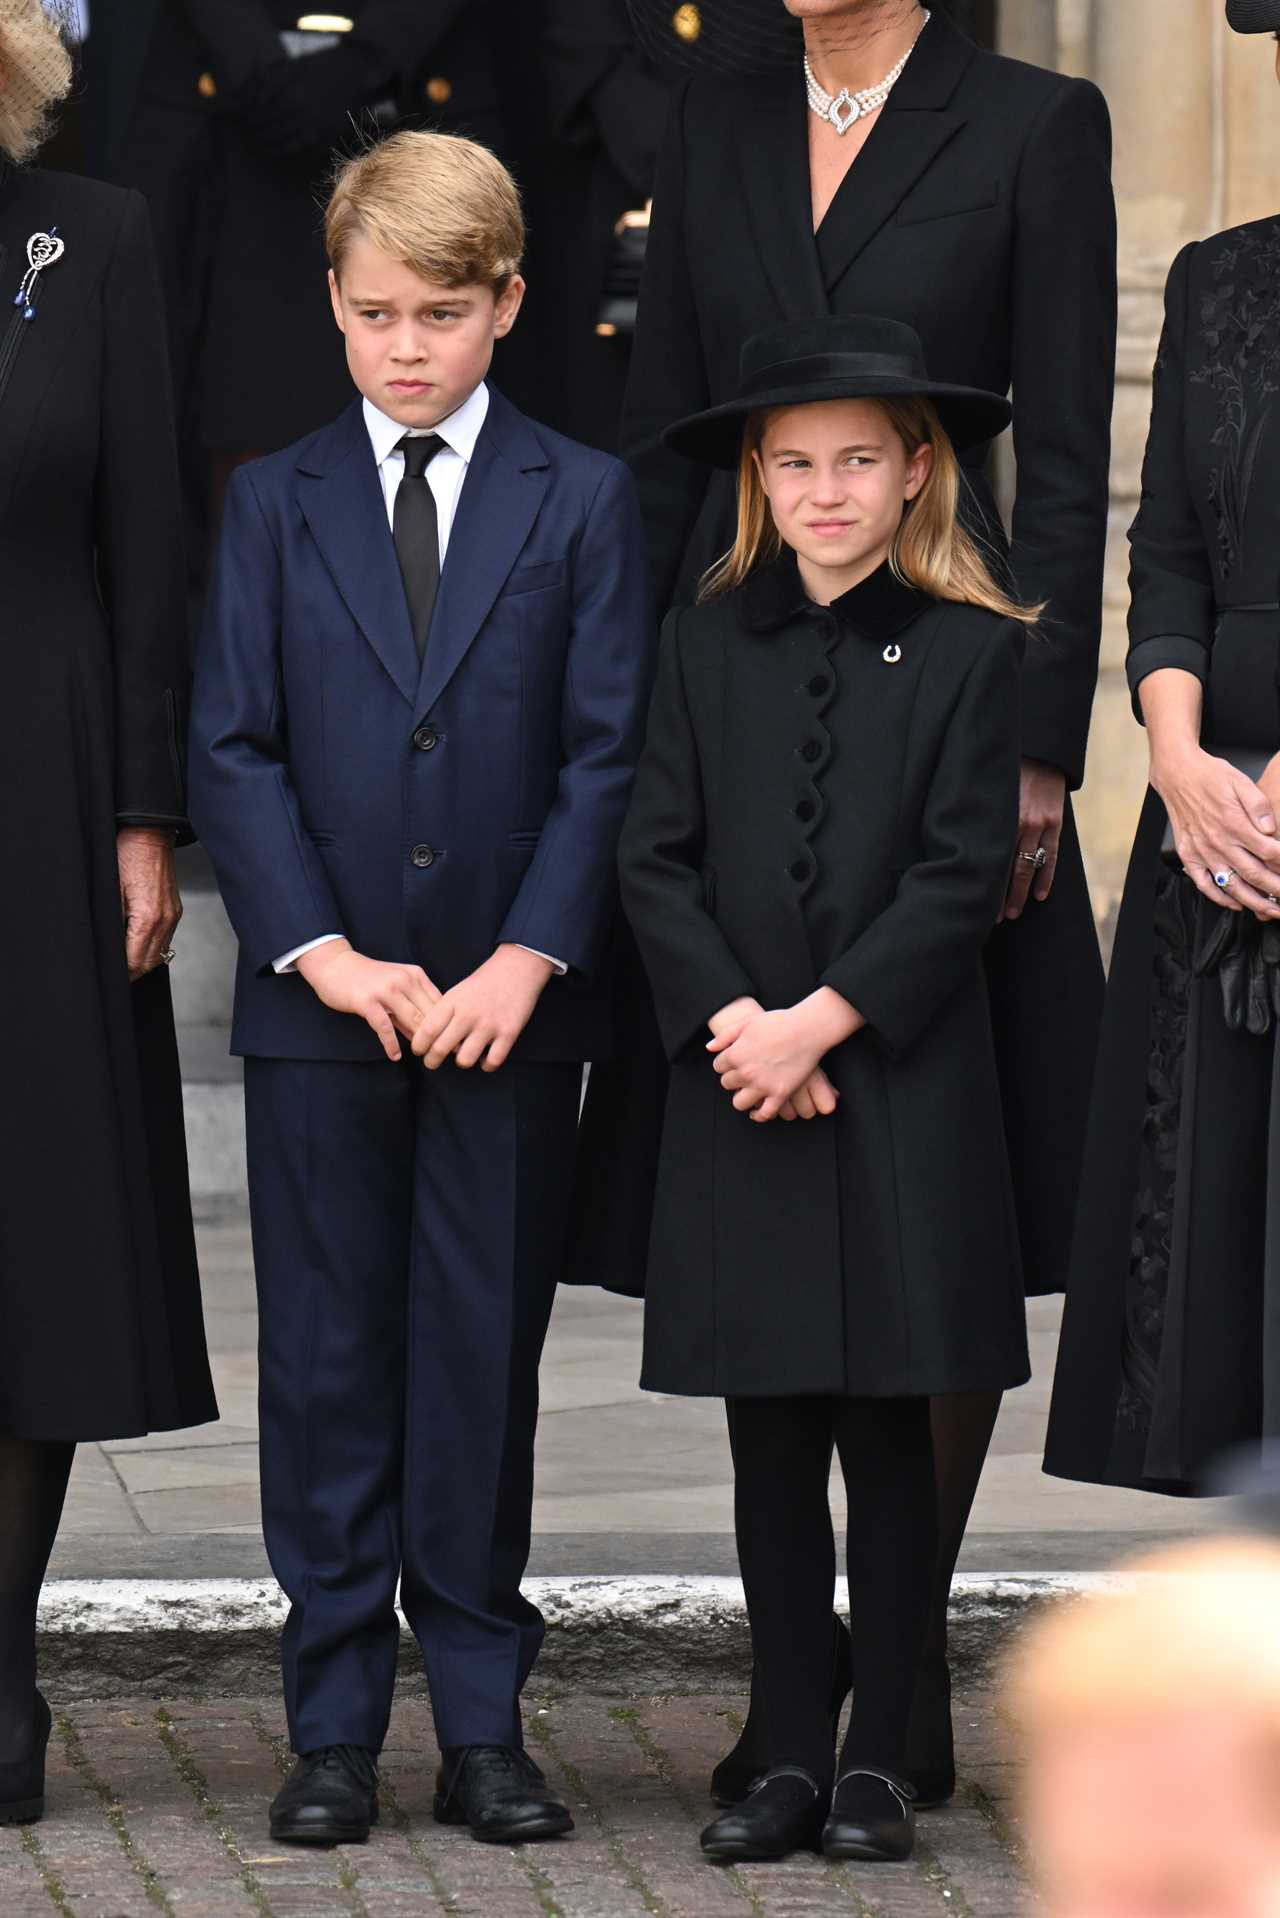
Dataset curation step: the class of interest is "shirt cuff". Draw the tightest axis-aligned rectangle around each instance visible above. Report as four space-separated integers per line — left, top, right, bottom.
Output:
274 933 345 975
516 945 568 976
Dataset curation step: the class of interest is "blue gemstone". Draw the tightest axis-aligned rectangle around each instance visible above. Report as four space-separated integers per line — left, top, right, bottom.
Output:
23 305 34 322
11 290 20 307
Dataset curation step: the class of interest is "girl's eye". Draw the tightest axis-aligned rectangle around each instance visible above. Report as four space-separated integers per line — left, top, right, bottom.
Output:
780 458 811 470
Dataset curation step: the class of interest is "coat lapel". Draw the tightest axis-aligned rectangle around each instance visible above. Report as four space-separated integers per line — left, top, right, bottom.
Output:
296 403 420 705
814 10 975 293
733 76 830 322
414 389 550 719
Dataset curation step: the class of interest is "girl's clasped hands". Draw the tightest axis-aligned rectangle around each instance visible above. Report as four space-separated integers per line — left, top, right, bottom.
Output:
706 987 865 1123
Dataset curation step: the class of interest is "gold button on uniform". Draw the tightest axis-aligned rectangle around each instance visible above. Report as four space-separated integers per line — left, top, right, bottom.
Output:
425 75 453 104
672 4 701 41
197 71 217 98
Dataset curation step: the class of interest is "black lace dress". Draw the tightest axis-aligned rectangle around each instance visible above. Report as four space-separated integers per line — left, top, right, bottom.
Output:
1045 219 1280 1492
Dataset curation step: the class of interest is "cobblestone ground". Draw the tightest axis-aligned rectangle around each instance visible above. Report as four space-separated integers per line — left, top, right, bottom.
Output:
0 1689 1027 1917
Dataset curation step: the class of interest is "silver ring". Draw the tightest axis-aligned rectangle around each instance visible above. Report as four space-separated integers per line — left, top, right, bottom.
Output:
1213 869 1236 891
160 948 176 966
1019 847 1048 871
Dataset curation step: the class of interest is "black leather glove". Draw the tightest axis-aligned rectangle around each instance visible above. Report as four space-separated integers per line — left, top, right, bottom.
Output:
1193 894 1280 1035
227 44 391 162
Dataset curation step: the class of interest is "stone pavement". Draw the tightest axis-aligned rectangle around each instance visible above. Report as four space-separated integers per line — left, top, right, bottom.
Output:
49 1211 1214 1585
0 1687 1025 1918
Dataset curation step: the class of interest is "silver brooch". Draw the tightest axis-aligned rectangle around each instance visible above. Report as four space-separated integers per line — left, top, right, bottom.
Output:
13 228 65 322
882 643 902 665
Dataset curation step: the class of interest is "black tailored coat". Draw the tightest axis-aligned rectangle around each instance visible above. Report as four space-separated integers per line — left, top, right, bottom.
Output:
0 163 216 1440
577 9 1115 1302
1046 221 1280 1490
619 561 1029 1398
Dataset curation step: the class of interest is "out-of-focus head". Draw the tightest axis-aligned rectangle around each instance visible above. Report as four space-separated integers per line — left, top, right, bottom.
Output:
1006 1537 1280 1918
0 0 73 166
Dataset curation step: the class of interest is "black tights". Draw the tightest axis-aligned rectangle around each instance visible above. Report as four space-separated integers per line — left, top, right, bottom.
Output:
729 1394 936 1787
0 1438 75 1761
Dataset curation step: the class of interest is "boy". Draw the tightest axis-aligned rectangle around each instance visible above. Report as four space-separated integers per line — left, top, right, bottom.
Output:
190 131 653 1847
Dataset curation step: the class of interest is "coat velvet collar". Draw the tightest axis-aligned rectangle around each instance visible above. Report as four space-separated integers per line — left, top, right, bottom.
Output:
738 552 930 639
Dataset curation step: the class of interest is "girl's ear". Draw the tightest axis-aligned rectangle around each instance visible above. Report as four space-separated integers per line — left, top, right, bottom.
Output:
751 444 769 498
903 441 933 503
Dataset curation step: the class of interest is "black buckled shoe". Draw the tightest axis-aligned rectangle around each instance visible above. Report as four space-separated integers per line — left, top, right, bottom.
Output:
710 1620 853 1806
907 1657 956 1809
700 1766 829 1864
434 1746 574 1844
0 1691 52 1826
269 1745 379 1845
822 1767 916 1861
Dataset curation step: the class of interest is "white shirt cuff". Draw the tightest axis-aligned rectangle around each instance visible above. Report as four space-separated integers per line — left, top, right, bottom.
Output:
274 933 345 974
516 945 567 976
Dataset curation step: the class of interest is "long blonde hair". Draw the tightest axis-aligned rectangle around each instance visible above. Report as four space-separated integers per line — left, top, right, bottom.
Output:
700 395 1042 626
0 0 73 165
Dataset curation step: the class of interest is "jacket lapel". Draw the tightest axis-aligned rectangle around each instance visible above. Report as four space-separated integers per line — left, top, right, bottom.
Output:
814 10 974 292
296 403 420 705
733 77 830 322
414 389 550 719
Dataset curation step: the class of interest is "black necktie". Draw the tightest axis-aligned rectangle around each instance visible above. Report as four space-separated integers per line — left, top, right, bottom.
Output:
392 433 445 660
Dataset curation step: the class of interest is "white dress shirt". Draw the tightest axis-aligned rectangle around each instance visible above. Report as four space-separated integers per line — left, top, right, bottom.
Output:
274 383 565 979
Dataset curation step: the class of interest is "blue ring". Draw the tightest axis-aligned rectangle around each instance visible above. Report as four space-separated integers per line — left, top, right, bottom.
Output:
1214 869 1234 890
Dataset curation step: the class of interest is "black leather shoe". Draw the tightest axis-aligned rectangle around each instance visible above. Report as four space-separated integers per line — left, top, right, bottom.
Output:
701 1766 829 1863
435 1746 574 1844
822 1768 916 1861
0 1692 52 1826
269 1745 378 1845
710 1620 853 1806
907 1657 956 1809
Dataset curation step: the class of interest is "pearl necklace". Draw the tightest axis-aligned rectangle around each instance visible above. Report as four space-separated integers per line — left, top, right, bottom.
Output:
804 9 931 135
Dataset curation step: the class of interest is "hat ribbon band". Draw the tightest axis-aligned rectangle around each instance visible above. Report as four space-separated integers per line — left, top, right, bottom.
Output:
742 349 924 399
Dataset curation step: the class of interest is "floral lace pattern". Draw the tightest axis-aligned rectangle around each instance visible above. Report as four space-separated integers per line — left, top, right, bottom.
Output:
1191 221 1280 580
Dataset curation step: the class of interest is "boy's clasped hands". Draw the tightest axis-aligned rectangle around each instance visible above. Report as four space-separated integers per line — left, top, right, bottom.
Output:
295 938 554 1069
706 987 864 1123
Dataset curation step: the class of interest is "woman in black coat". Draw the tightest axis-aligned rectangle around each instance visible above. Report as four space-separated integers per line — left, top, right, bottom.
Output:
0 2 215 1825
611 0 1116 1805
619 314 1030 1863
1044 1 1280 1497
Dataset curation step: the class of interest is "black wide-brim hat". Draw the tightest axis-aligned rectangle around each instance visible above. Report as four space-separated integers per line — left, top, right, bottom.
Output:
663 316 1013 469
625 0 801 76
1226 0 1280 29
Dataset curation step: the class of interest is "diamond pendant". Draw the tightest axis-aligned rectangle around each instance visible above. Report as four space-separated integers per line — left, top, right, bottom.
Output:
828 89 860 134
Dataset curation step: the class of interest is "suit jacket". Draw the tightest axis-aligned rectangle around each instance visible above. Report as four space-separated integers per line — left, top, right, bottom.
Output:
189 386 655 1063
618 561 1028 1398
622 7 1117 789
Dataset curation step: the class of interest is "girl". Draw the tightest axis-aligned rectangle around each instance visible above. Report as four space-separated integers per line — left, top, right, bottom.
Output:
619 313 1033 1865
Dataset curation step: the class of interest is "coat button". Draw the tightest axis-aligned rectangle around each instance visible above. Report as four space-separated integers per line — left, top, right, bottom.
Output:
197 71 217 97
425 75 453 103
410 844 436 868
808 675 831 697
800 739 822 764
795 798 816 823
790 859 812 883
412 725 438 752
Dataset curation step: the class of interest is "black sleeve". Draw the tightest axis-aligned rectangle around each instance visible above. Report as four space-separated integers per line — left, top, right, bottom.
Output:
1125 242 1216 720
542 0 667 197
94 191 193 845
1008 77 1117 788
350 1 473 82
618 611 757 1058
620 82 715 611
820 628 1022 1058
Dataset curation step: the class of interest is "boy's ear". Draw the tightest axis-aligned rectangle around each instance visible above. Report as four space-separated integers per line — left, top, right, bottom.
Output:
328 269 346 336
492 274 526 341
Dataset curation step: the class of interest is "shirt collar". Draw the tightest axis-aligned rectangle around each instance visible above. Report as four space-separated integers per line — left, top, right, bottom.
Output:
362 380 490 470
740 550 927 637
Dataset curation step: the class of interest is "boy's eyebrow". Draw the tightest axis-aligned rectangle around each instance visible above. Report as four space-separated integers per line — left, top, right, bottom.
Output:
347 291 476 307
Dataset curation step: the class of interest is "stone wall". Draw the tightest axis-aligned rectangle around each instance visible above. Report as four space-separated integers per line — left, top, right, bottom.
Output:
998 0 1280 930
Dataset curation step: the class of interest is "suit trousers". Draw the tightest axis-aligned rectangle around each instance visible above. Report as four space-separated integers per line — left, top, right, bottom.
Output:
243 1052 582 1755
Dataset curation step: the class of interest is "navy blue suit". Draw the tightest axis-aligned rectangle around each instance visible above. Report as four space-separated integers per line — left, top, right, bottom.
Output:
190 384 653 1754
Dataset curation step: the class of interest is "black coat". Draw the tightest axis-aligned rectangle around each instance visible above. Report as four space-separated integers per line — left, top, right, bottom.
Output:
578 10 1114 1303
619 561 1029 1398
0 165 216 1440
1046 221 1280 1490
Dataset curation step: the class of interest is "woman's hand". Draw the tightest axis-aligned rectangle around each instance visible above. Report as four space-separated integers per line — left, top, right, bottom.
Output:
708 987 861 1123
117 827 183 981
1151 742 1280 919
1002 759 1066 920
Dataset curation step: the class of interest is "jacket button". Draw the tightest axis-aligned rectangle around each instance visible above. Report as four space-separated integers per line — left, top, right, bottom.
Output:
808 675 831 697
790 859 812 883
410 844 436 868
800 739 822 764
412 725 438 752
795 798 816 823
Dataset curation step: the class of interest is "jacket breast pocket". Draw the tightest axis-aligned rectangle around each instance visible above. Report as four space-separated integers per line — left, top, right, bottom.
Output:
504 560 566 599
896 179 999 227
